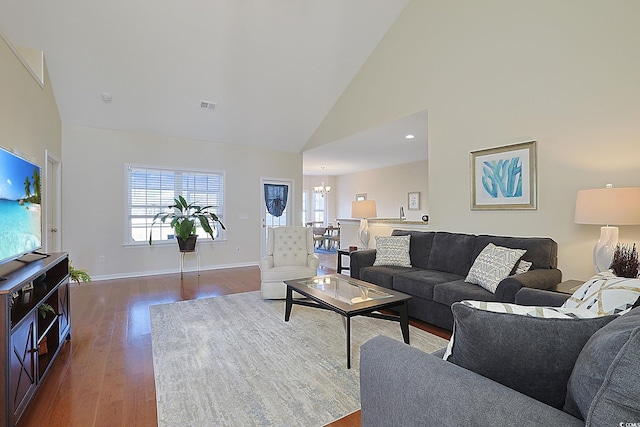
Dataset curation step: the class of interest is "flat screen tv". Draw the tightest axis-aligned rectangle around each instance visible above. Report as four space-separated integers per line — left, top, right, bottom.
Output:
0 146 43 265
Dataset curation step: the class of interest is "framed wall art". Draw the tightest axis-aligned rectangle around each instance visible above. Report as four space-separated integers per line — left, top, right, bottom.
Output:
470 140 537 210
408 192 420 210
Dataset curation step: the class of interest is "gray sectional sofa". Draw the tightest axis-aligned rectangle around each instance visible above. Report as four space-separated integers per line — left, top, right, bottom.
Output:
350 230 562 330
359 303 640 426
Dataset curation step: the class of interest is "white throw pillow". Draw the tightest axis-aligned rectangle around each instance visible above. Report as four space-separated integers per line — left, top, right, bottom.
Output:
465 243 526 293
373 235 411 267
561 271 640 315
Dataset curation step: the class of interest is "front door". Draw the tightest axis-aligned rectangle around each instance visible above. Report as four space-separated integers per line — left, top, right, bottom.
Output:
260 179 293 257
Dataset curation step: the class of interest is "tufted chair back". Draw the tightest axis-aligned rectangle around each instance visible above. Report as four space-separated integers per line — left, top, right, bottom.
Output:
267 226 314 267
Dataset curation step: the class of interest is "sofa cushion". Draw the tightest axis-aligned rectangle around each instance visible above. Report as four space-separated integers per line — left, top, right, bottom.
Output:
426 232 477 276
564 306 640 421
360 265 418 290
465 243 526 293
562 271 640 315
391 230 435 269
393 270 464 300
444 301 616 410
473 235 558 269
432 279 498 306
373 235 412 267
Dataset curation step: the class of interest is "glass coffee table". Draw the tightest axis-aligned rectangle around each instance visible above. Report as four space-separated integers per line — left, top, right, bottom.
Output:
284 275 412 369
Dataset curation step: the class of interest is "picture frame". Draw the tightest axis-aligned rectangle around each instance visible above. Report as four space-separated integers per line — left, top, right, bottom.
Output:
470 140 537 210
408 192 420 210
355 193 367 201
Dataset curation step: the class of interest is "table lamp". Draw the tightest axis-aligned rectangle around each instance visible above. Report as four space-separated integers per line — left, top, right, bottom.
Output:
352 200 377 249
574 185 640 273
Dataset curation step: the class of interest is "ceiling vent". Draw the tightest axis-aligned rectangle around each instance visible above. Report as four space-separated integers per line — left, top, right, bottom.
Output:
200 100 217 111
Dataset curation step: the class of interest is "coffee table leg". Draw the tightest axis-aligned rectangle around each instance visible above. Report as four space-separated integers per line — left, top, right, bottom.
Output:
285 286 293 322
346 316 351 369
399 301 410 345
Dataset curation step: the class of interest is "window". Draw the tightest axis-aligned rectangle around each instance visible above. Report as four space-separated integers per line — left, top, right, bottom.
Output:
313 192 326 225
126 165 225 244
302 190 309 224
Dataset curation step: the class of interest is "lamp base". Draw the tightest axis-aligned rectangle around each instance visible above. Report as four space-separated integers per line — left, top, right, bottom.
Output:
358 219 371 250
593 226 619 273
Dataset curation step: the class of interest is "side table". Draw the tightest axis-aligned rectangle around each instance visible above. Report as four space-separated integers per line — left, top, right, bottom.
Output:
549 279 584 295
337 249 355 274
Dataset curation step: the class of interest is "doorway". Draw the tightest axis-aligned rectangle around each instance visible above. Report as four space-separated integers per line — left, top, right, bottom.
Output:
44 150 61 252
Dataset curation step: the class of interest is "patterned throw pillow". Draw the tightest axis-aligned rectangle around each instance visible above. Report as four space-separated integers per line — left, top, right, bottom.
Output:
561 271 640 315
514 259 532 275
465 243 526 293
373 235 411 267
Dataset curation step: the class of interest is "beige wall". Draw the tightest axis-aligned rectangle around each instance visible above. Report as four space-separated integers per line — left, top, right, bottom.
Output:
0 34 62 256
0 34 61 174
335 160 428 221
308 0 640 280
62 125 302 279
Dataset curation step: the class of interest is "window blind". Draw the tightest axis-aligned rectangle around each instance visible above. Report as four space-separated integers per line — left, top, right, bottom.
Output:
126 165 225 244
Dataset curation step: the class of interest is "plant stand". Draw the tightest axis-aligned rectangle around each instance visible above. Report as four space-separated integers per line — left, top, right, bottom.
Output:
180 249 200 279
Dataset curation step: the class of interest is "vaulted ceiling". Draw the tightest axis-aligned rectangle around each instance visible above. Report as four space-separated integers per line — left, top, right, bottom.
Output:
1 0 427 174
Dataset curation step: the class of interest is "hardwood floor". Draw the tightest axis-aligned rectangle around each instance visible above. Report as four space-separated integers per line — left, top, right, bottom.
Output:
17 252 450 427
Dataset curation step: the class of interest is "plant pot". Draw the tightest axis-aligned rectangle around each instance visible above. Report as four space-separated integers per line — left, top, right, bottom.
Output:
177 235 198 252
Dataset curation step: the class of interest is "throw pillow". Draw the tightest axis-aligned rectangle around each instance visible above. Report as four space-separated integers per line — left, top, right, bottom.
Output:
561 271 640 315
465 243 526 293
443 301 616 410
514 259 532 275
563 306 640 420
373 235 411 267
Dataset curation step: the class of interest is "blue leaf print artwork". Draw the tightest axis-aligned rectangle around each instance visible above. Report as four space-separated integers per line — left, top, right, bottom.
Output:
481 157 522 198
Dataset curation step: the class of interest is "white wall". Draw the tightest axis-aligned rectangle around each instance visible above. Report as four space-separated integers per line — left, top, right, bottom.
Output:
307 0 640 280
336 160 428 221
62 125 302 279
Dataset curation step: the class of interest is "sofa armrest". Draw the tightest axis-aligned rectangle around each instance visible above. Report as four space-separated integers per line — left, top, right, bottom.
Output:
258 255 274 270
360 336 583 427
307 254 320 269
349 249 376 279
495 268 562 302
515 287 569 306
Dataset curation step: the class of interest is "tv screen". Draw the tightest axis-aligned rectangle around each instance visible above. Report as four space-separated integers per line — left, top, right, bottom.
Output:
0 146 43 265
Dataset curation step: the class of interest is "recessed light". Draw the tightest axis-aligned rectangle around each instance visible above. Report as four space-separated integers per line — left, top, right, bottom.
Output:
405 134 415 139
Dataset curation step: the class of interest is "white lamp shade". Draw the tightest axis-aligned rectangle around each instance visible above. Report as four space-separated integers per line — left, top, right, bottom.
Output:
351 200 377 219
574 187 640 225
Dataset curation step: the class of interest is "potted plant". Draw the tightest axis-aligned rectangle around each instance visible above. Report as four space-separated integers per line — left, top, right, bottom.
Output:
69 262 92 284
148 195 226 251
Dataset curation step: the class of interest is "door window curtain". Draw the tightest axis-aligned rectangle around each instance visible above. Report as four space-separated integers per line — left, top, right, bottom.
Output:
264 184 288 217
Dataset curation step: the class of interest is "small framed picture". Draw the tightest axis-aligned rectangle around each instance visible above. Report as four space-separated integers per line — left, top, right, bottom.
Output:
408 192 420 210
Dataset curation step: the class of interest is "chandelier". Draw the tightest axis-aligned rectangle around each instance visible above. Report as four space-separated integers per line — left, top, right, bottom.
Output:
314 182 331 196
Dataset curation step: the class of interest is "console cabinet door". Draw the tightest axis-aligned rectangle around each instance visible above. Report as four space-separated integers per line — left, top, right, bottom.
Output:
10 312 37 423
58 281 71 341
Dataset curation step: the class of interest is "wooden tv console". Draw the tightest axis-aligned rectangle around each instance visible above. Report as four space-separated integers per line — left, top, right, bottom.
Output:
0 252 71 426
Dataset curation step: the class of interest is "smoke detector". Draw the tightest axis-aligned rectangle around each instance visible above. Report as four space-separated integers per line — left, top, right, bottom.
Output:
101 91 112 103
200 100 217 111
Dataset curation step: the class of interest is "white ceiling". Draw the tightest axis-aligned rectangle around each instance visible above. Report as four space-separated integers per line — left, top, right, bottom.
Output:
0 0 419 174
303 110 428 175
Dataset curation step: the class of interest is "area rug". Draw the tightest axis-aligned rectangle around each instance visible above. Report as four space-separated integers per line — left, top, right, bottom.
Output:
150 291 448 427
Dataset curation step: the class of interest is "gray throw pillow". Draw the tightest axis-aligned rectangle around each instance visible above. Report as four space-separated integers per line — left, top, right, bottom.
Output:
563 306 640 420
446 302 616 410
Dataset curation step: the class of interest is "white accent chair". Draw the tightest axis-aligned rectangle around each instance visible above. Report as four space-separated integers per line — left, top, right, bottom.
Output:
259 226 320 299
